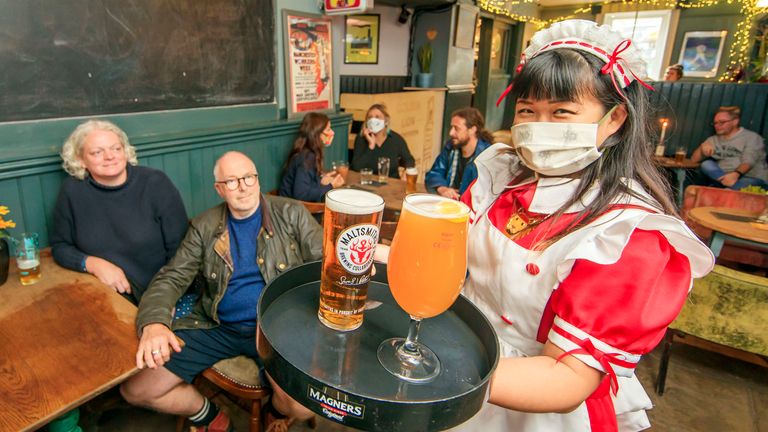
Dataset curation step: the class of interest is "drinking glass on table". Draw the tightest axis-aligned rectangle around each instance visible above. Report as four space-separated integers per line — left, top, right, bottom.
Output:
15 232 41 285
332 160 349 181
377 157 390 183
377 194 470 383
674 145 686 163
405 167 418 193
360 168 373 185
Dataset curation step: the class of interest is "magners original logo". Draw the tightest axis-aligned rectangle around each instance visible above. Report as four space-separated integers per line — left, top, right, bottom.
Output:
308 385 365 421
336 224 378 274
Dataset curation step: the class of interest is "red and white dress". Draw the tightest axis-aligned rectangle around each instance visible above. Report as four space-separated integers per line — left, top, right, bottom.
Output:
451 144 714 432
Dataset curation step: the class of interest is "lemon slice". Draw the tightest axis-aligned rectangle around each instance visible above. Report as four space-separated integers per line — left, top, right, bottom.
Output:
435 200 469 222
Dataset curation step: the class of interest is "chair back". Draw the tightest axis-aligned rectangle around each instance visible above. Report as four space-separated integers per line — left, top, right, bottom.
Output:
673 264 768 357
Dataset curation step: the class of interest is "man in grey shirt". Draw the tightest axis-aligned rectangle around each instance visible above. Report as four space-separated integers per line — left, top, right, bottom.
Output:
692 106 767 190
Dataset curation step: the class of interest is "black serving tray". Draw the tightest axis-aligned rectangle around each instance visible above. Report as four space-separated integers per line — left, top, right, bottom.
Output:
257 261 498 431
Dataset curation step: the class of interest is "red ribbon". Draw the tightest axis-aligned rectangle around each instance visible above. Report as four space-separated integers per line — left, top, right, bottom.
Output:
556 338 623 396
600 39 654 100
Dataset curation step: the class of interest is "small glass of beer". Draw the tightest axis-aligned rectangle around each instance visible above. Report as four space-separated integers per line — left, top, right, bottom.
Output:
377 157 390 183
405 167 418 193
15 232 41 285
377 194 470 383
674 145 686 163
319 189 385 331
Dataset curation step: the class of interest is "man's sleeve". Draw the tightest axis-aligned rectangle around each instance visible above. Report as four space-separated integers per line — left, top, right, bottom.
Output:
739 134 765 167
136 223 205 333
425 146 450 191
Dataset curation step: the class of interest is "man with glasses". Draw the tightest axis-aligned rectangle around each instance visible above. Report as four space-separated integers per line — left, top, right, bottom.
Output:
691 106 767 190
121 151 322 431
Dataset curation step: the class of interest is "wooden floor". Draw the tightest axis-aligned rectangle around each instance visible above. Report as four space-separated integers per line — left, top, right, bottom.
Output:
75 343 768 432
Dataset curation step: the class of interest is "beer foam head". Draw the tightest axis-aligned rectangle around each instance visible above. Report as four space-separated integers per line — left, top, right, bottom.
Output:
403 194 470 220
405 167 418 175
326 189 384 214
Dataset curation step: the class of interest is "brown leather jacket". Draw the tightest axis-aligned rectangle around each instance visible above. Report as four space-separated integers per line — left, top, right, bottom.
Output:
136 195 322 332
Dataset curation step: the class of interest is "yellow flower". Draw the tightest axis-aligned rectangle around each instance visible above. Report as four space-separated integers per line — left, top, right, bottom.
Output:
0 219 15 230
0 206 8 216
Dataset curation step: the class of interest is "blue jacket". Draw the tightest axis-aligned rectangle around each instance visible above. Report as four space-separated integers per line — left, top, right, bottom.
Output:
425 139 491 195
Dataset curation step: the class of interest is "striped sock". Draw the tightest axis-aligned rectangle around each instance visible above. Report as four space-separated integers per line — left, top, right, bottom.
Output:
189 397 219 426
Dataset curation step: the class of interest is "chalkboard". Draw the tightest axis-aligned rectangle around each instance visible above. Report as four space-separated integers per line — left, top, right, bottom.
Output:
0 0 275 122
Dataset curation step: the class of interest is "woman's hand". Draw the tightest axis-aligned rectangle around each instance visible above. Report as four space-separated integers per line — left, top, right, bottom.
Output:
85 256 131 294
320 171 338 186
136 323 183 369
330 173 345 188
362 127 376 150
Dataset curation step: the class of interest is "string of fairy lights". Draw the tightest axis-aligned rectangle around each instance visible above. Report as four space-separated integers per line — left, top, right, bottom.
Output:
477 0 768 81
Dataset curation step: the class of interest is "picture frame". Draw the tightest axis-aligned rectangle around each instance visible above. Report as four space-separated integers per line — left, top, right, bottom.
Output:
678 31 727 78
454 3 478 49
344 14 380 64
282 10 335 117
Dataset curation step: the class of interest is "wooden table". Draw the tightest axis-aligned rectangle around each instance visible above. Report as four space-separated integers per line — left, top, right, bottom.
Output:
0 251 139 432
345 170 427 212
654 156 700 208
687 207 768 257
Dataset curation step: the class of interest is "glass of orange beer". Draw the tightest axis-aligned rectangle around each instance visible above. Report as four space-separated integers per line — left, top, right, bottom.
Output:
377 194 470 383
405 167 418 193
319 189 385 331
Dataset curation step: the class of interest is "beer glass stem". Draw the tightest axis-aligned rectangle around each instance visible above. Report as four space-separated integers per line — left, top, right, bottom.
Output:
401 317 422 355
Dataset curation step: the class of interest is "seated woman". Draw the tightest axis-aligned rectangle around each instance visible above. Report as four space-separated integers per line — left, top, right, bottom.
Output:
280 112 344 202
51 120 188 304
350 103 416 178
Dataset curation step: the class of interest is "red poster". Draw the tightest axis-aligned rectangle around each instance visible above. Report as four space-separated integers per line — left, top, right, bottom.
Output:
284 12 334 116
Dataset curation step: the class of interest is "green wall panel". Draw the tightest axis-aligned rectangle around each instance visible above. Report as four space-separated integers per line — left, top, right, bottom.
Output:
650 82 768 156
0 113 352 247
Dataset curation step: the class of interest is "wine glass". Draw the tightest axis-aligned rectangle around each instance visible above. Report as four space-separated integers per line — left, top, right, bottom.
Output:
377 194 470 383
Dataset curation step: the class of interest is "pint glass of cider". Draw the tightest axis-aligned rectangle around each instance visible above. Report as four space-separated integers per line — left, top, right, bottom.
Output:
319 189 384 331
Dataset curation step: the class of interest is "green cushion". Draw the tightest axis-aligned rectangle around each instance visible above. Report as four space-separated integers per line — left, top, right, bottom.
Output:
674 265 768 356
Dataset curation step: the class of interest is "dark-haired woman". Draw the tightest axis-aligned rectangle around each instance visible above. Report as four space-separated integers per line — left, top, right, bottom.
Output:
280 112 344 202
402 20 712 431
350 103 415 178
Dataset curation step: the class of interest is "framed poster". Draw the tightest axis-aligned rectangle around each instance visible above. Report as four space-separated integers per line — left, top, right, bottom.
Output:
678 31 727 78
283 10 334 117
344 14 380 64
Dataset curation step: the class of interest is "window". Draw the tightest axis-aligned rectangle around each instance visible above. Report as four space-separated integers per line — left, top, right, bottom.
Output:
602 10 674 81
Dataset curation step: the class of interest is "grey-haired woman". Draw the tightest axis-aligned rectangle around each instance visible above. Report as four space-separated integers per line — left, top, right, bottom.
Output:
51 119 188 303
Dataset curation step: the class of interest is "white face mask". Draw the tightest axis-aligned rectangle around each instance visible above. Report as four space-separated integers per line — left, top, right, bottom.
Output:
511 107 616 176
366 118 386 134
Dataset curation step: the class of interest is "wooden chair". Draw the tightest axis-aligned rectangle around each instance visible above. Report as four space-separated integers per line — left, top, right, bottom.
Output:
177 356 271 432
655 265 768 395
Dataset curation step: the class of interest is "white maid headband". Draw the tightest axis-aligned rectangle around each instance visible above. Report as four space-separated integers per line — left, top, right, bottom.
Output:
497 19 653 106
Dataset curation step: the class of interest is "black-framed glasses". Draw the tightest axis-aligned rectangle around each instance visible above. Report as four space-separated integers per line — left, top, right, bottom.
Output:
216 174 258 191
712 119 737 126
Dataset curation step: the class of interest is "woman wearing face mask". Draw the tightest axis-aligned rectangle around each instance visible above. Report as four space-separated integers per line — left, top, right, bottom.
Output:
376 21 714 431
280 112 344 202
350 103 415 178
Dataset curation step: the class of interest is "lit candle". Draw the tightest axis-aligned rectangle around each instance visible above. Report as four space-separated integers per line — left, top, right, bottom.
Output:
655 119 668 156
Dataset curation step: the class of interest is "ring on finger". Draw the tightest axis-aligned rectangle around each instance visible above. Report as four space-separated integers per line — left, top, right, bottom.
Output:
151 350 161 356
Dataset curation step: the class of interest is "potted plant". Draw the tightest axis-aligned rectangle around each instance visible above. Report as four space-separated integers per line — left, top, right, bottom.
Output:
0 205 15 285
417 43 433 88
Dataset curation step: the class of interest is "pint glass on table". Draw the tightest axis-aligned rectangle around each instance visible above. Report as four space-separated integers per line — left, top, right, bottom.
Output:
405 167 418 193
319 189 385 331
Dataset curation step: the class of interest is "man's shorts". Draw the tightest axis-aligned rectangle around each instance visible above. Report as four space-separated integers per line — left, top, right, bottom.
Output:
165 322 261 383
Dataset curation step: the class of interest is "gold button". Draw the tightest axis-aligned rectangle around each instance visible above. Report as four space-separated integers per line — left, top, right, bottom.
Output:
265 234 270 239
290 244 296 250
258 258 264 264
278 263 286 270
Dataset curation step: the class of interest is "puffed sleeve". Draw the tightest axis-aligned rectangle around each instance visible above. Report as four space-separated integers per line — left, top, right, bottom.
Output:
544 229 692 379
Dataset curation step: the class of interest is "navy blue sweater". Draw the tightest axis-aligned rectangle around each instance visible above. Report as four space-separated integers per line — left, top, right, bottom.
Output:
51 165 188 295
279 150 332 202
